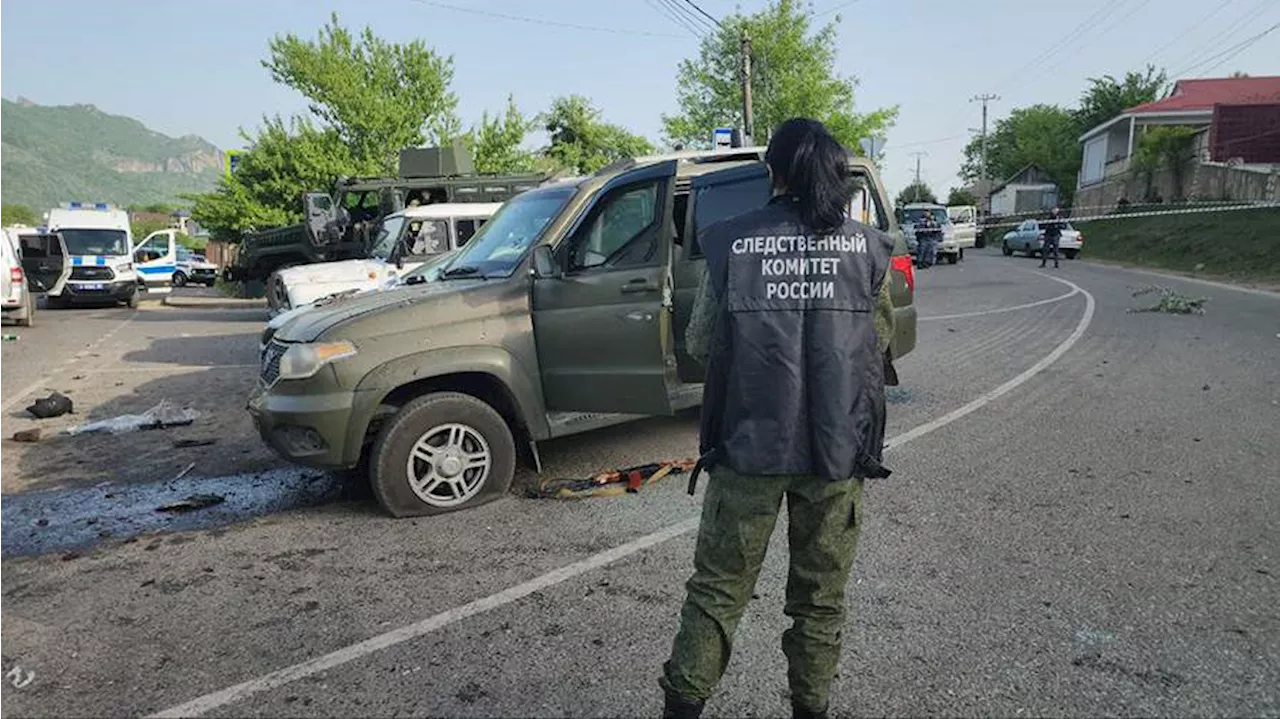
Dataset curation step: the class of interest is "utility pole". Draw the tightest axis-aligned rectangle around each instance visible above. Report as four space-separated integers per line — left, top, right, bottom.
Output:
909 151 927 200
971 93 999 212
741 31 754 143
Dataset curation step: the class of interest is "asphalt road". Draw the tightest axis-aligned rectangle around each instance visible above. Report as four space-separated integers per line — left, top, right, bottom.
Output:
3 252 1278 718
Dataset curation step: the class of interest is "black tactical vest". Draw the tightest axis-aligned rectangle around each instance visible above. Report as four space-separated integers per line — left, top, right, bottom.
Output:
699 196 894 481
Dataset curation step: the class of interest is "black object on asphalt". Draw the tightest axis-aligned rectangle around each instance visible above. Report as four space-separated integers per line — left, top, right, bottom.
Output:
26 392 73 419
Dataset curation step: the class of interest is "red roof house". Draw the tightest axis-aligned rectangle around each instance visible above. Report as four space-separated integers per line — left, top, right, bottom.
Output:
1078 76 1280 187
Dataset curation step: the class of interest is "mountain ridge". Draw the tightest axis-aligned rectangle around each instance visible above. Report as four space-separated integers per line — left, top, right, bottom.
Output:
1 98 224 210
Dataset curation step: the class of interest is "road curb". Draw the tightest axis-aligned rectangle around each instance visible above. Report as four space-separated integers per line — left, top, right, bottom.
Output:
1079 259 1280 298
161 295 267 310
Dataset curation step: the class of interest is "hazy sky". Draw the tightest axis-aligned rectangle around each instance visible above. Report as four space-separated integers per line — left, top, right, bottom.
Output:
2 0 1277 195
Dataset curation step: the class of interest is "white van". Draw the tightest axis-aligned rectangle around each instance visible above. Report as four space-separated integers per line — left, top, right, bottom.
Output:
44 202 140 308
266 202 499 314
2 227 71 326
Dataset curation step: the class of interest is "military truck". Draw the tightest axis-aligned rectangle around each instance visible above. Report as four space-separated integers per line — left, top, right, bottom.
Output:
223 145 554 284
248 146 918 518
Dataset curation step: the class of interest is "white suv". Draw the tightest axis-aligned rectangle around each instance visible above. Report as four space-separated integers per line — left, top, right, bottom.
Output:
900 203 964 264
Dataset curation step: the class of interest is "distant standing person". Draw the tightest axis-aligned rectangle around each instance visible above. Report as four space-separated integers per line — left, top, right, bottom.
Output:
1040 206 1063 269
915 211 940 269
659 118 896 719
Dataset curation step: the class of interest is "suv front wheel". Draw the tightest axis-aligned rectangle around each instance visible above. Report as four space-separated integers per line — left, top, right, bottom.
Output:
369 392 516 517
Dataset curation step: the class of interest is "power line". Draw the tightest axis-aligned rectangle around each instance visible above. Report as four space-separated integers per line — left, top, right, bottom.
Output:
991 0 1124 93
1184 20 1280 77
815 0 860 17
1167 0 1277 77
1005 0 1156 95
658 0 715 35
1137 0 1237 67
892 134 969 148
407 0 686 39
679 0 723 29
645 0 705 37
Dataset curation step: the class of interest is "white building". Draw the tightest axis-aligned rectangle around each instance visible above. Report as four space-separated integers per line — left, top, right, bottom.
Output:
988 164 1059 217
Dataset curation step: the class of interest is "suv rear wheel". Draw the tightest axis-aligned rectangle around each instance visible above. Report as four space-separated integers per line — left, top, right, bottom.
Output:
369 392 516 517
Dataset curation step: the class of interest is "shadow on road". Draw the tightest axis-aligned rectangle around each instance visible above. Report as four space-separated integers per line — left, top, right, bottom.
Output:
120 333 259 366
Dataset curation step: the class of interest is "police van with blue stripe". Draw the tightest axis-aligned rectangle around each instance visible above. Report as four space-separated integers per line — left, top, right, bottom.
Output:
44 202 141 308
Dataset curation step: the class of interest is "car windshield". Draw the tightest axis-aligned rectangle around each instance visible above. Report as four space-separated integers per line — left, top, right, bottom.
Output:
59 229 129 256
176 247 193 262
904 208 949 225
401 248 462 284
368 215 408 260
447 187 576 278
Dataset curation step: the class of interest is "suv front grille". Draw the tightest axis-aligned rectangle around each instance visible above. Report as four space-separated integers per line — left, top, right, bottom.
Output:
261 340 287 386
71 266 115 281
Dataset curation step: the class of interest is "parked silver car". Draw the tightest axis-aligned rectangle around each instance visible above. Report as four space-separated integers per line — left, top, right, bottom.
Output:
1001 219 1084 259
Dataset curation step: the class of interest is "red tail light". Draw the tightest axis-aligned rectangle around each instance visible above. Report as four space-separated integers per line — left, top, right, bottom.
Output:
891 255 915 293
9 267 23 284
1078 233 1084 243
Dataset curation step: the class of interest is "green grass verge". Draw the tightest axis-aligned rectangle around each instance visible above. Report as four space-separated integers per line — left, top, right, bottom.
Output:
1076 207 1280 284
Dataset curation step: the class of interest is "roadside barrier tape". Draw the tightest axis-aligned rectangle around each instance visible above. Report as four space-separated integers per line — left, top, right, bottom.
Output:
973 200 1279 231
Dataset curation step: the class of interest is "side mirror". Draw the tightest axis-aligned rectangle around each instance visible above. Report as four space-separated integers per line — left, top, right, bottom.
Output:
531 245 560 279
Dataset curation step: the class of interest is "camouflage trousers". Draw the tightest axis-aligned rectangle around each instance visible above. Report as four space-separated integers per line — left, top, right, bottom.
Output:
661 467 864 712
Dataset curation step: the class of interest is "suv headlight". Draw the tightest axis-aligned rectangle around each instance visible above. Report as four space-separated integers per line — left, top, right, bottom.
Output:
116 262 133 272
278 340 358 381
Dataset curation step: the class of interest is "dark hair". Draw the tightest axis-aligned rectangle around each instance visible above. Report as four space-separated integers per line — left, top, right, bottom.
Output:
765 118 853 233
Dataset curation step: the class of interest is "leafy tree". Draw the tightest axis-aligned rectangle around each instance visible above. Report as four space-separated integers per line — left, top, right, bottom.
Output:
131 216 171 240
541 96 654 174
1 204 38 226
1134 126 1199 200
1073 65 1168 133
663 0 896 150
191 14 460 241
262 12 460 174
960 104 1082 203
461 96 539 174
189 116 354 242
946 188 978 207
896 181 937 206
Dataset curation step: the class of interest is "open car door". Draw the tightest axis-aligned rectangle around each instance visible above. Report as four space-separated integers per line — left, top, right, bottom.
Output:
19 232 71 294
133 230 178 286
532 159 679 416
304 193 336 247
675 162 772 383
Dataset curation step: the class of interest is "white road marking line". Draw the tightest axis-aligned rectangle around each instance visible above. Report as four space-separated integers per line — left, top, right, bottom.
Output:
148 518 701 719
2 311 138 413
919 288 1078 321
887 274 1094 450
148 273 1097 719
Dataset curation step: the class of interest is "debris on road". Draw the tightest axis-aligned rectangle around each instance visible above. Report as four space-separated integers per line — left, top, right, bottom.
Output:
155 493 225 513
173 438 218 449
26 392 73 419
11 429 41 443
1128 285 1207 315
170 462 197 482
1 333 18 342
528 459 696 500
65 401 200 436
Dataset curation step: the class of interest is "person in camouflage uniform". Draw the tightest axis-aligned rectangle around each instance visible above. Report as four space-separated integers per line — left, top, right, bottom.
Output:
661 119 896 719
